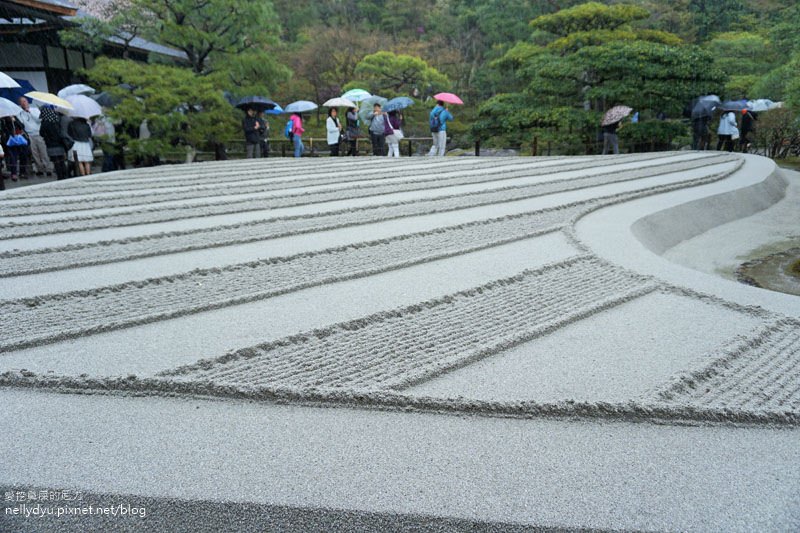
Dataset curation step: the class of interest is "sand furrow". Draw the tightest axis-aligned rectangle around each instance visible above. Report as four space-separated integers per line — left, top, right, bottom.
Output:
0 156 740 276
653 320 800 415
161 256 656 392
0 156 599 211
0 153 703 236
0 207 581 352
1 156 560 199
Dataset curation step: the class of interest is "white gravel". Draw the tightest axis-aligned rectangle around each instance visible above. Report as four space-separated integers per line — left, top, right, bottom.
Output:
2 153 797 531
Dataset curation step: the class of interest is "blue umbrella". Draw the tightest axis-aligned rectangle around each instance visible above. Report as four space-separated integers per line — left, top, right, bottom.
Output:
0 78 35 103
384 96 414 113
265 104 284 115
284 100 318 114
236 95 279 112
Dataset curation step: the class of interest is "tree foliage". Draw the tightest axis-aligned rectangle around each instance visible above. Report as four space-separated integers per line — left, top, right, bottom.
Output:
530 2 650 36
475 4 725 150
346 51 450 98
131 0 282 74
85 57 237 159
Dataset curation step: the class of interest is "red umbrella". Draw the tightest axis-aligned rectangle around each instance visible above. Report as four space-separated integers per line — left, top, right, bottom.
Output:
433 92 463 105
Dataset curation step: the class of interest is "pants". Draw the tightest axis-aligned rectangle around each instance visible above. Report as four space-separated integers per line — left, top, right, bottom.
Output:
293 135 304 158
260 140 269 158
738 133 751 152
602 133 619 155
50 155 67 180
370 133 385 156
329 142 340 157
28 135 52 173
5 145 22 177
387 141 400 157
347 139 357 156
16 143 31 176
717 135 734 152
246 143 260 158
692 133 710 150
427 130 447 156
101 148 117 173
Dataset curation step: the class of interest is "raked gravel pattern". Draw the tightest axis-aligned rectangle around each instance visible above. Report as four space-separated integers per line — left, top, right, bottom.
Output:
0 154 739 275
0 154 650 215
1 152 797 428
0 205 584 352
653 319 800 413
0 152 724 238
160 256 656 391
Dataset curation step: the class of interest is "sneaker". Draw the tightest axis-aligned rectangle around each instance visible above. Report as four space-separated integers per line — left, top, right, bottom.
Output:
11 175 18 182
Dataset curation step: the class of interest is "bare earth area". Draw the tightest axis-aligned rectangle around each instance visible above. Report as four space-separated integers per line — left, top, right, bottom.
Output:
1 153 798 532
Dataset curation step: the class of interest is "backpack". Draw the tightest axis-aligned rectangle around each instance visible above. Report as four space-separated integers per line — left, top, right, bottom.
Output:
429 107 444 132
284 119 294 140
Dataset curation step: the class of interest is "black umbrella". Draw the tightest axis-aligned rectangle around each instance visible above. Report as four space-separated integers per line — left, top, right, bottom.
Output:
691 95 721 119
235 96 279 112
91 92 119 108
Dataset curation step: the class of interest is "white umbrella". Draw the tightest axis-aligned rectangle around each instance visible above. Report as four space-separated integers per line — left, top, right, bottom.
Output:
0 72 20 89
65 94 103 118
746 99 779 112
0 97 23 118
323 97 356 108
57 84 96 99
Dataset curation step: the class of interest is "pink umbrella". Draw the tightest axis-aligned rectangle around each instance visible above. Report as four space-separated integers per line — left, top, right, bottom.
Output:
433 92 463 105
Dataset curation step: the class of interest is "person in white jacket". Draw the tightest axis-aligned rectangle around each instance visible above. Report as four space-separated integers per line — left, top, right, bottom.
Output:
716 111 738 152
326 108 342 157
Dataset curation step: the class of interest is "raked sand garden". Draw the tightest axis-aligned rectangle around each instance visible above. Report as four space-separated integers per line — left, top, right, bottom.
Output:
1 152 798 531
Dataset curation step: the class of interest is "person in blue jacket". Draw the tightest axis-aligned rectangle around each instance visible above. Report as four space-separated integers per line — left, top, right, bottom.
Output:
427 101 453 156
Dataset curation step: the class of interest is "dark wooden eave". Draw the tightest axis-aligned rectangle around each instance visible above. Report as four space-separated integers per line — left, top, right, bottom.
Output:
6 0 77 17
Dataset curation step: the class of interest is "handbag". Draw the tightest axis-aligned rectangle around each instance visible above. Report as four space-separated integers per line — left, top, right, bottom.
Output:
383 114 394 137
7 134 28 147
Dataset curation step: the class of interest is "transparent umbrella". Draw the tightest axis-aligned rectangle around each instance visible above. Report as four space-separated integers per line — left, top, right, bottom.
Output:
358 96 388 123
341 88 372 102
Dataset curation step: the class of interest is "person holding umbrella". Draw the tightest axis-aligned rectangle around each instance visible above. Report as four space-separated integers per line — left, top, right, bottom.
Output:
326 107 343 157
600 105 632 155
427 101 454 157
385 110 404 158
290 113 305 158
367 103 387 156
345 107 359 156
1 114 27 181
256 111 270 158
17 96 52 177
242 107 261 158
39 106 70 181
716 110 738 152
739 108 756 152
67 115 94 176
